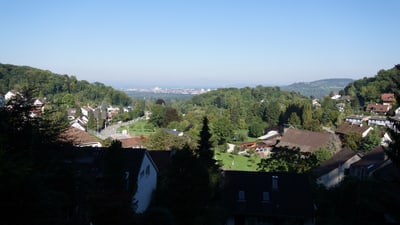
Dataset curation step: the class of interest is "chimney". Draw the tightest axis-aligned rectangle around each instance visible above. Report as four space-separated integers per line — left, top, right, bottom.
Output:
272 175 278 191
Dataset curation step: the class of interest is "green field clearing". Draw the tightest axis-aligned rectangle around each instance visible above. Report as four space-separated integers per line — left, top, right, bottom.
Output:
214 151 261 171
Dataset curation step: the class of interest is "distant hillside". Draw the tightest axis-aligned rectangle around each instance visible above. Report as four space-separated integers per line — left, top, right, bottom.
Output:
281 78 353 99
0 63 132 106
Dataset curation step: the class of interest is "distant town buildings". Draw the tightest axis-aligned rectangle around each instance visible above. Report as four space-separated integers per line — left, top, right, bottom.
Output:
125 87 211 95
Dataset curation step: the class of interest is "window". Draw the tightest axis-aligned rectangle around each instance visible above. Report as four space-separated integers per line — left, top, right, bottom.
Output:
238 190 246 202
145 165 150 177
272 175 278 190
262 191 270 202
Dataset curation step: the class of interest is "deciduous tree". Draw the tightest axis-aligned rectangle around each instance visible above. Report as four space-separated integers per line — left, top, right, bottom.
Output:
258 146 318 173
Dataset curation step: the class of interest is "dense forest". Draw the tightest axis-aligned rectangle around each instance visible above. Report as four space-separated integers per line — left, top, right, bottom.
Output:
341 66 399 108
0 63 132 107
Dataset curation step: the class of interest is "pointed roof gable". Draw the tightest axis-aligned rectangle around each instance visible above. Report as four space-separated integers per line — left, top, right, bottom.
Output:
311 147 358 178
351 146 387 168
335 122 372 137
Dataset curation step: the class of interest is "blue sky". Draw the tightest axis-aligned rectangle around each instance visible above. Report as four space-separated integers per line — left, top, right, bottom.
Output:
1 0 399 88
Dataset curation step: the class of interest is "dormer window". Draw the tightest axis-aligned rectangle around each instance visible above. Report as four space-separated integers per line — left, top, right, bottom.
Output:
238 190 246 202
262 191 270 203
272 175 278 190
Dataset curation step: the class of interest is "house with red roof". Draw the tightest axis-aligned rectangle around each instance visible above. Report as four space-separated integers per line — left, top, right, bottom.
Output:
366 103 391 114
120 137 146 148
381 93 395 105
60 127 102 147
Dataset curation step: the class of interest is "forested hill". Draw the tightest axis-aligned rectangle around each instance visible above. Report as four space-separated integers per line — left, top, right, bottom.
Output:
183 86 310 131
0 63 132 106
281 78 353 99
341 64 400 106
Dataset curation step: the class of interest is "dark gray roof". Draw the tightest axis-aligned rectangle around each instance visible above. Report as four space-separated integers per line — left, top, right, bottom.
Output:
69 147 147 180
223 170 315 218
310 148 357 177
351 146 386 170
335 122 371 136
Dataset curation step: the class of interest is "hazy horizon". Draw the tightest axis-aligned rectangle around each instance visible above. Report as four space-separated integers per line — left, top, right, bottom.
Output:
1 1 399 88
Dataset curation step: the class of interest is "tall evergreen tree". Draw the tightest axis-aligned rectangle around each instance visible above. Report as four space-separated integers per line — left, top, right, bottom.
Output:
197 116 214 166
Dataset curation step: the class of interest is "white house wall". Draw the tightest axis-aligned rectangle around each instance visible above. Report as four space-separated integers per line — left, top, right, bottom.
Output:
318 155 361 188
133 153 157 213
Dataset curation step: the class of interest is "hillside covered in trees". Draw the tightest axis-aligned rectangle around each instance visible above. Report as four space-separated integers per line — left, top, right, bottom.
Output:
0 63 132 107
281 78 353 99
341 66 400 108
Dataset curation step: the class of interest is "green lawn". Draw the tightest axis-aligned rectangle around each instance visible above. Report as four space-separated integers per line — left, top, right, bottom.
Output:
214 151 261 171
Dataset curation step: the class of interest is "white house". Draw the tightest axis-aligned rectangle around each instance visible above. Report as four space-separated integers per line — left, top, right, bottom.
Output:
331 94 341 100
368 116 391 127
395 107 400 117
345 115 366 125
72 148 158 214
70 118 86 131
257 130 279 140
5 91 17 101
33 98 45 107
81 106 94 117
311 148 361 188
130 150 158 213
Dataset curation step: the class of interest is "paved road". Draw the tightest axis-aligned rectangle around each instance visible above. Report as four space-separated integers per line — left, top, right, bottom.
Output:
92 117 144 140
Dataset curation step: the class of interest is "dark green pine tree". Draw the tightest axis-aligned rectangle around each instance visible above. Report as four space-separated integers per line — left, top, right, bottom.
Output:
197 116 214 166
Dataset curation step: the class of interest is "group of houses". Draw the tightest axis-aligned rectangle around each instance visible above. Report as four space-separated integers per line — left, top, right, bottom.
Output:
0 90 47 117
236 93 399 189
67 145 318 225
2 90 399 224
64 117 398 225
67 104 129 132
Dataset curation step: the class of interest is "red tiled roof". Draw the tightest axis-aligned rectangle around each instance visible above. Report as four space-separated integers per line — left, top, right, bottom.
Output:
276 128 331 152
381 93 394 102
120 137 145 148
60 127 99 145
366 103 390 113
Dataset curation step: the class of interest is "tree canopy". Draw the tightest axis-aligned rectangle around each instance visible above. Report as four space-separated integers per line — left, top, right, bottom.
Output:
0 63 132 107
257 146 319 173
